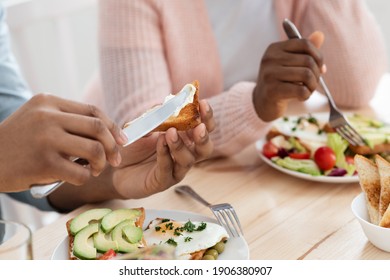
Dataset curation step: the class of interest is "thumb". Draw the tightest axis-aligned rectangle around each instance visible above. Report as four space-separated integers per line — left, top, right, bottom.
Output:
308 31 324 49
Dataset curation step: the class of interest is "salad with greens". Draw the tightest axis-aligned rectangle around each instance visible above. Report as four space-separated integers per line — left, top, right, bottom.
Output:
262 132 355 177
261 113 390 177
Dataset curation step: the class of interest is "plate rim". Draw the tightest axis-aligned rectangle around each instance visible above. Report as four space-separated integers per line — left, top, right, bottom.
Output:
51 208 249 260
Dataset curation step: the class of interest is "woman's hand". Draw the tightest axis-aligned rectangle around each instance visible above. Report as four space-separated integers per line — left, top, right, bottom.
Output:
253 31 325 122
0 94 126 192
112 99 215 199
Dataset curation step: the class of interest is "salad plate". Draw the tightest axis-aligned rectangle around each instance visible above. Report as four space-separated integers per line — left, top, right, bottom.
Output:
255 112 360 184
256 139 359 183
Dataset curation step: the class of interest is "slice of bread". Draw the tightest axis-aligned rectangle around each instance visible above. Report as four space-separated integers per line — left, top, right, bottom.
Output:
375 155 390 221
66 207 146 260
153 80 200 131
354 154 381 225
379 205 390 228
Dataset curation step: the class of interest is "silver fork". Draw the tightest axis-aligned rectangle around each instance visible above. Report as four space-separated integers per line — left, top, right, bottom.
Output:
282 18 366 147
175 185 243 237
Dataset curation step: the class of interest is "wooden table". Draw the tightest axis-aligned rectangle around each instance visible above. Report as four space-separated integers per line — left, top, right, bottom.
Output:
32 75 390 260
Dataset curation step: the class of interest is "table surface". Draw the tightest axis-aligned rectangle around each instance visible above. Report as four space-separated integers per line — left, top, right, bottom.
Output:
32 74 390 260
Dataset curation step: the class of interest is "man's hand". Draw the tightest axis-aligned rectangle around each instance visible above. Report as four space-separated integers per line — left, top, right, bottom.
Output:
0 94 126 192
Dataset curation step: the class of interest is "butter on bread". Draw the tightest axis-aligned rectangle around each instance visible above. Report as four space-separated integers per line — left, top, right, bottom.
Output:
153 80 201 131
122 81 201 132
354 154 381 225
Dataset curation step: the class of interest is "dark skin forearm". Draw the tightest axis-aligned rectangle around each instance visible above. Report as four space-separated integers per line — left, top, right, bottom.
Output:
47 166 122 213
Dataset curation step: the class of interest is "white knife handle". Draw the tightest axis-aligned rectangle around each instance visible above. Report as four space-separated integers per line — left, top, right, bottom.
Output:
30 158 89 198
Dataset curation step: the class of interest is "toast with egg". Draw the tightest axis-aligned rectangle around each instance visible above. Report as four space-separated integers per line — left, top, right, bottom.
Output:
122 81 201 132
143 218 229 260
66 207 146 260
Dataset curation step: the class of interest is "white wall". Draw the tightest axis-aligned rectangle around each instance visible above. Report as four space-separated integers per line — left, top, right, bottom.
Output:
2 0 390 103
3 0 98 101
0 0 99 232
365 0 390 67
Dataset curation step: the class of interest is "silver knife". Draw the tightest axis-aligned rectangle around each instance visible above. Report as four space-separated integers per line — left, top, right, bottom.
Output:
30 85 193 198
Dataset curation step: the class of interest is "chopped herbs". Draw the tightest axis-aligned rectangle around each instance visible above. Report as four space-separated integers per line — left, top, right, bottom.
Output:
184 237 193 242
195 222 207 231
173 228 182 236
165 222 174 230
165 238 177 247
290 114 323 134
183 221 196 232
161 218 171 223
157 220 207 245
283 116 289 121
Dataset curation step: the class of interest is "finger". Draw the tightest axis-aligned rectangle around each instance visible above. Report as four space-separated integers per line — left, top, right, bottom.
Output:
154 135 175 187
119 133 159 166
308 31 324 49
57 113 121 167
199 100 215 132
276 66 319 93
274 82 313 101
192 123 214 160
50 156 91 186
278 53 322 80
54 133 108 176
283 39 324 68
165 128 196 180
56 98 127 146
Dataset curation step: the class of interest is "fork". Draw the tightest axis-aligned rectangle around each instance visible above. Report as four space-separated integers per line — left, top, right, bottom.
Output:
174 185 243 237
282 18 366 147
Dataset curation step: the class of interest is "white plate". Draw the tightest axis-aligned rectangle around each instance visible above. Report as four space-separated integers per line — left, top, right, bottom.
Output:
255 112 359 184
51 209 249 260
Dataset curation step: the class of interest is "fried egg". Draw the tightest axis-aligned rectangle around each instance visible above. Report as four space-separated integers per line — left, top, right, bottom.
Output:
143 218 228 260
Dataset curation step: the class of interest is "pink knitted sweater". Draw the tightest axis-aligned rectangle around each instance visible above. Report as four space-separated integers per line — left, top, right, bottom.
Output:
86 0 387 156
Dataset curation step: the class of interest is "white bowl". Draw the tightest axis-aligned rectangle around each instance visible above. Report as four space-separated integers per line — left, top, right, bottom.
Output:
351 192 390 252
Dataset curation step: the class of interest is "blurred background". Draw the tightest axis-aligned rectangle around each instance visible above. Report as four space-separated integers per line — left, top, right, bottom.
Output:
0 0 389 231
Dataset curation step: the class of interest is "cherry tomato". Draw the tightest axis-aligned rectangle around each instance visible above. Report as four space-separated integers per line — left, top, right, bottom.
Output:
314 146 336 171
262 141 278 159
345 156 354 165
99 249 116 260
289 152 311 160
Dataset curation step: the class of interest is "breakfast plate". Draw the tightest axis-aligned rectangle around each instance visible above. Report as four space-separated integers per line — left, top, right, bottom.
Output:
51 209 249 260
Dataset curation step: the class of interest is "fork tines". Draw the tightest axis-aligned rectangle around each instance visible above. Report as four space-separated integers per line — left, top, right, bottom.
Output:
210 203 244 238
334 125 366 147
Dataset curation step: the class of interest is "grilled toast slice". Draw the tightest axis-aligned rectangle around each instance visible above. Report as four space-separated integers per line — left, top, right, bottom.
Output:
354 155 381 225
122 81 201 133
153 80 200 131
